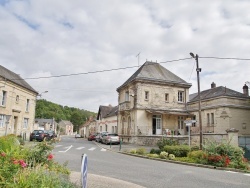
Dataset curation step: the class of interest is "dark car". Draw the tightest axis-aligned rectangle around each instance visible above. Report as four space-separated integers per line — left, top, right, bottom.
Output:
30 130 49 141
47 130 57 140
88 134 96 141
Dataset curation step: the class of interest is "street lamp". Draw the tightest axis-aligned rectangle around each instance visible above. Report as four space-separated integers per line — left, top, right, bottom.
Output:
38 91 48 98
190 52 203 150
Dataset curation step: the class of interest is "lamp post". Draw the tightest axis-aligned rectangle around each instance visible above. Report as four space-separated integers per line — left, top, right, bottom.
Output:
38 91 48 98
190 52 203 150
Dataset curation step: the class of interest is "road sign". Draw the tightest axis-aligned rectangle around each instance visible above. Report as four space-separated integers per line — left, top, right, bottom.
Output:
81 154 88 188
184 120 197 126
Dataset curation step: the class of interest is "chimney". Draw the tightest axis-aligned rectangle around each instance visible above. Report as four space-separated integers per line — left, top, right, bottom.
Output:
243 84 249 96
211 82 216 89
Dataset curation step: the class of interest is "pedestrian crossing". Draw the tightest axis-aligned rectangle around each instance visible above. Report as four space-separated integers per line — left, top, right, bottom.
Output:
54 144 107 152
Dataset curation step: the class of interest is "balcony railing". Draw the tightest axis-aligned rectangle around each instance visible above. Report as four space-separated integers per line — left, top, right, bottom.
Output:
191 125 215 134
119 101 131 111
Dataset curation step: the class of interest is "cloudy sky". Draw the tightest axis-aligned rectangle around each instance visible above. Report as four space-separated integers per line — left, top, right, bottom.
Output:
1 0 250 112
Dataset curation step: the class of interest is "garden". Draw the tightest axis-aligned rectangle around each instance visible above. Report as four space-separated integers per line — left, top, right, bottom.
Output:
0 134 78 188
127 138 250 172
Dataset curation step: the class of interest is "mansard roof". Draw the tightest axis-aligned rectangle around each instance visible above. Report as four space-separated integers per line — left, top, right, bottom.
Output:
189 86 250 103
0 65 38 94
117 61 191 91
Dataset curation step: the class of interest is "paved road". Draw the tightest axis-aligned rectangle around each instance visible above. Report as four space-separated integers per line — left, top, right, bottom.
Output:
53 136 250 188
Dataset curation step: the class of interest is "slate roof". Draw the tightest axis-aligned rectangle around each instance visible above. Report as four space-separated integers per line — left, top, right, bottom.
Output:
0 65 38 94
117 61 191 91
189 86 249 102
97 105 118 120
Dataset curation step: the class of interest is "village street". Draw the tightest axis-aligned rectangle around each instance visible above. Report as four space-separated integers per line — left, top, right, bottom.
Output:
53 136 250 188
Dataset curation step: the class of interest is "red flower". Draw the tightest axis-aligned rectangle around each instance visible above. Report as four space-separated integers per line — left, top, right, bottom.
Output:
19 160 27 168
13 159 19 165
47 153 54 160
1 152 6 157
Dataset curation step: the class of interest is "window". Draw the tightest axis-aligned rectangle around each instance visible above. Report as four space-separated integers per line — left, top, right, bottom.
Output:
125 91 129 101
0 114 6 128
192 116 196 127
0 90 7 106
207 113 210 125
178 116 184 129
211 113 214 125
16 95 19 103
23 118 29 129
100 126 102 132
178 91 184 102
26 99 30 112
165 93 169 102
105 124 107 131
145 91 149 100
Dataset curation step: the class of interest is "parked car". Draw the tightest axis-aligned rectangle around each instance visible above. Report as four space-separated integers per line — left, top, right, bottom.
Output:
75 134 81 138
102 133 120 145
88 134 96 141
47 130 57 140
95 131 108 143
30 130 49 142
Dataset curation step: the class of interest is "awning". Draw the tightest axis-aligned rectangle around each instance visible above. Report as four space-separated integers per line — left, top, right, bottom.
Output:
145 110 193 116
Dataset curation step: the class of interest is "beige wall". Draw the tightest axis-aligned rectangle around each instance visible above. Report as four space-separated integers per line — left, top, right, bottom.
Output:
0 80 37 139
98 116 117 134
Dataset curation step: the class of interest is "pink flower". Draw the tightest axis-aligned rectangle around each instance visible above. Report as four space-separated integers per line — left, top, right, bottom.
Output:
1 152 6 157
13 159 19 165
47 153 54 160
19 160 27 168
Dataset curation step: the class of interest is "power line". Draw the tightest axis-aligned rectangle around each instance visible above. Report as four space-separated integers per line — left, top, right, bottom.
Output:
10 57 191 81
199 57 250 60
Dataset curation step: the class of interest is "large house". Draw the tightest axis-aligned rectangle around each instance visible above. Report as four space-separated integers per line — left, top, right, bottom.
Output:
34 118 58 133
0 65 38 139
58 120 74 135
116 61 193 142
116 61 250 146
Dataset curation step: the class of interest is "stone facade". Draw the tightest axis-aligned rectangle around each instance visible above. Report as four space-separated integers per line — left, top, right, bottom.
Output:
58 120 74 135
0 66 38 140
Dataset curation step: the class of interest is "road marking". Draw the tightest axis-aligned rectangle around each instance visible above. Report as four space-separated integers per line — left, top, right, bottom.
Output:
101 148 106 151
244 174 250 176
55 145 63 148
76 147 85 150
59 145 73 153
88 147 96 151
225 171 238 174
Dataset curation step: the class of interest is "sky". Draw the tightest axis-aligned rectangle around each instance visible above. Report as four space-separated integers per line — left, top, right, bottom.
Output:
0 0 250 113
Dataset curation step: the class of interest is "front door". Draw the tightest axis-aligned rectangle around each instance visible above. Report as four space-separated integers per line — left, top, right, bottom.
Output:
152 115 162 135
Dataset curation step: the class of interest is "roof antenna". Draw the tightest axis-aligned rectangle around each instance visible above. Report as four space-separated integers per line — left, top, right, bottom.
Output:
136 52 141 67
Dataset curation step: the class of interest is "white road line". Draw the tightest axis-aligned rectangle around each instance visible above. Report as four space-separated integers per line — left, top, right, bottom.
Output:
76 147 85 150
54 145 63 148
88 147 96 151
59 145 73 153
225 171 238 174
101 148 106 151
244 174 250 176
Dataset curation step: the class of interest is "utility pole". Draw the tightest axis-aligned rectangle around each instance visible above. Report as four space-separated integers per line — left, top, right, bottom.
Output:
136 52 140 67
190 52 203 150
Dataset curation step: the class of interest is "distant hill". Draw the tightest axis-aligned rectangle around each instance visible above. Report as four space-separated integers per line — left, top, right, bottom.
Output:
35 99 96 131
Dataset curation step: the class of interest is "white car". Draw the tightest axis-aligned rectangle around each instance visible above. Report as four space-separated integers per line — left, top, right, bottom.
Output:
75 134 81 138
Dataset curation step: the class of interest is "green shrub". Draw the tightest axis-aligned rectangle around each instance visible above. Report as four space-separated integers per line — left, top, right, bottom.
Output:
159 151 168 159
146 154 160 158
150 148 161 154
191 145 200 151
129 149 137 154
163 145 190 157
174 157 197 163
169 154 175 160
136 148 146 155
157 138 179 150
188 150 205 163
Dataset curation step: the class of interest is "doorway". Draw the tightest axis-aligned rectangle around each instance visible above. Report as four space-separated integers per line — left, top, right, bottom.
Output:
152 115 162 135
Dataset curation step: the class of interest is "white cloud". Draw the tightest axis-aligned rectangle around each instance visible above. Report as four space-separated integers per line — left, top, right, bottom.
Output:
0 0 250 112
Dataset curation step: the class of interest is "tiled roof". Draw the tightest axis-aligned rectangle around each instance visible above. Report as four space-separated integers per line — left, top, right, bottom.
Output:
0 65 38 94
97 105 117 120
117 61 191 91
189 86 249 102
105 106 118 118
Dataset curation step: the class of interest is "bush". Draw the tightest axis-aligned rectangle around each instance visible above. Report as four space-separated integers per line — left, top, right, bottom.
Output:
150 148 161 154
157 138 178 150
129 149 137 154
146 154 160 158
188 150 206 163
169 154 175 160
163 145 190 157
191 145 200 151
159 151 168 159
136 148 146 155
174 157 197 163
